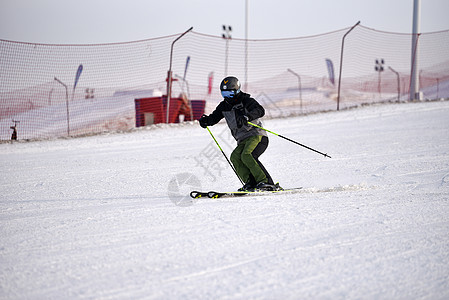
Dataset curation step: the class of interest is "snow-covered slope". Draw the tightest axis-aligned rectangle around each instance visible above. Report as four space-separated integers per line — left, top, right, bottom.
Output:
1 101 448 299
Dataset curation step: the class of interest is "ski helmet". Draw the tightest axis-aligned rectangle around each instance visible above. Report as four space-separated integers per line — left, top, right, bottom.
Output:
220 76 241 99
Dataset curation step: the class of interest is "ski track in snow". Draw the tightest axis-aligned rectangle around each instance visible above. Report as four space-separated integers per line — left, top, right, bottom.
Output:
1 101 449 299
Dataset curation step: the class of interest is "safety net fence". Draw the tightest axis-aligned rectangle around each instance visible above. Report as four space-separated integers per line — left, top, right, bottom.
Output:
1 25 448 140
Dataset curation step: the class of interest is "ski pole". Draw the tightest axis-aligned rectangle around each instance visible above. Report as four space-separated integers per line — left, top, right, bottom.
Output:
248 122 332 158
206 127 244 184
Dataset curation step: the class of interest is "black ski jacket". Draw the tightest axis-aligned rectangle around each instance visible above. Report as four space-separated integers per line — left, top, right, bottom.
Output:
207 92 267 144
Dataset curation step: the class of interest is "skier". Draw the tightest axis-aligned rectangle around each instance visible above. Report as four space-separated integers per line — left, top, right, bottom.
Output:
199 76 279 192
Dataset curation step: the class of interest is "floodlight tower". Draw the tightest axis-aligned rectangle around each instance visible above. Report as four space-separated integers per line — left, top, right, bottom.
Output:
375 59 385 98
222 25 232 77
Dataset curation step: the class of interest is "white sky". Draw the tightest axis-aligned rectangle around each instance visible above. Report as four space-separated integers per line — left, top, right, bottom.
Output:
0 0 448 43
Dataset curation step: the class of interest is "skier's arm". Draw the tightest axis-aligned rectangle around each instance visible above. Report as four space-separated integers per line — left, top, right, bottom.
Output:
245 98 265 121
199 103 224 128
208 104 225 125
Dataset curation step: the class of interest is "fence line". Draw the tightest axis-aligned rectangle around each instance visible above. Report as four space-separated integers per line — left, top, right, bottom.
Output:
1 26 448 140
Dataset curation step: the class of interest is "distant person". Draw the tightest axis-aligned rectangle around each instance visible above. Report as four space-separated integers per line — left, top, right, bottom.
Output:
199 76 280 192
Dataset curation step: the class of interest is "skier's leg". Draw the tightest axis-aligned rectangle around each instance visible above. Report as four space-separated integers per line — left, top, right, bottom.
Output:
251 136 274 185
240 136 267 184
230 143 251 183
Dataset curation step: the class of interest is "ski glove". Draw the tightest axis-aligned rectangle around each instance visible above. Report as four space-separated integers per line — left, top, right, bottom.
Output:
235 110 249 128
199 114 211 128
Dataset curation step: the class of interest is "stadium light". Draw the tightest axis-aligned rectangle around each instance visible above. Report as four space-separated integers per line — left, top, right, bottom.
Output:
222 25 232 76
375 59 385 97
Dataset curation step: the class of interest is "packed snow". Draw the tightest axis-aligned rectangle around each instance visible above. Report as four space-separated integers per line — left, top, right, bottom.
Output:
1 100 449 299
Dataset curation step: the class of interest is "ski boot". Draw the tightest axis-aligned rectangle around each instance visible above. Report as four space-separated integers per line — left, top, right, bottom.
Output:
254 181 276 191
273 182 284 191
238 182 255 192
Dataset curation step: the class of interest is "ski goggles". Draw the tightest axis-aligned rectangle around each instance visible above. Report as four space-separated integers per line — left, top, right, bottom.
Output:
221 89 240 99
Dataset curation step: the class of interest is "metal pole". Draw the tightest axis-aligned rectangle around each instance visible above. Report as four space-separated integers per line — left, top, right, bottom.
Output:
375 59 385 99
174 74 193 121
54 77 70 136
287 69 303 113
166 27 193 123
206 126 244 184
337 21 360 111
248 122 331 158
436 78 440 99
48 88 53 105
244 0 248 91
410 0 421 100
388 66 401 101
225 38 229 76
222 25 232 76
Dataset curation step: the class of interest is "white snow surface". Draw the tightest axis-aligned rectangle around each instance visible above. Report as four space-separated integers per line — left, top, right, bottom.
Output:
1 101 449 299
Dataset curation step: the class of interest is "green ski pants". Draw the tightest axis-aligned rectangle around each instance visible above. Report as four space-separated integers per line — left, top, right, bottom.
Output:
230 135 268 184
